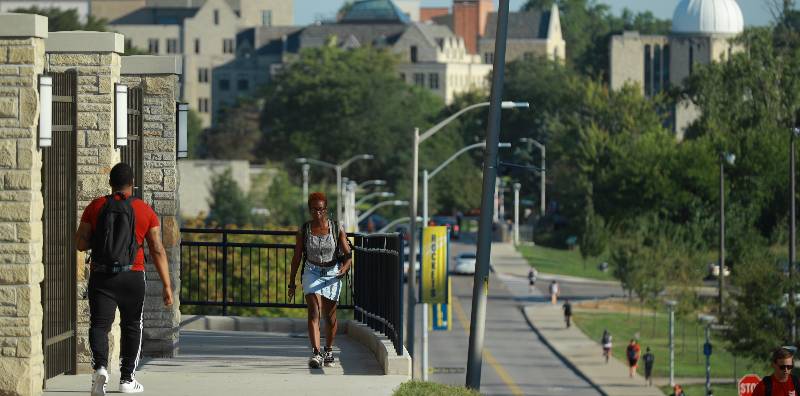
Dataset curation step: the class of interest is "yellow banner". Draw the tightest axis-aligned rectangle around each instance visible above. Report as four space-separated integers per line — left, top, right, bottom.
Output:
429 277 452 331
421 226 449 304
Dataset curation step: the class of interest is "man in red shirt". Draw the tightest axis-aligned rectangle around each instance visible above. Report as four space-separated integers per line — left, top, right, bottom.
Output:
753 347 798 396
75 163 173 395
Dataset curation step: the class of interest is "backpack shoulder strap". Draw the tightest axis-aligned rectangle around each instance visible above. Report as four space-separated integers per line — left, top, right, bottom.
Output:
792 374 799 393
763 375 772 396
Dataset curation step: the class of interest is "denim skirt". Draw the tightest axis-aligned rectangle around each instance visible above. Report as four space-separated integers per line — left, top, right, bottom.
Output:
302 262 342 302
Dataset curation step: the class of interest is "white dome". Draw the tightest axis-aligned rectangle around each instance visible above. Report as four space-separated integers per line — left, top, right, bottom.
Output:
671 0 744 35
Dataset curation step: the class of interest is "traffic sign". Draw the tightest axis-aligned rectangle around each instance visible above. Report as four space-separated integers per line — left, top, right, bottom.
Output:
738 374 761 396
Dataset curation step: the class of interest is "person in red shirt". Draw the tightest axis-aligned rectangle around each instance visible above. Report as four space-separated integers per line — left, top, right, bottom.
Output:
626 339 641 378
75 163 173 396
753 347 798 396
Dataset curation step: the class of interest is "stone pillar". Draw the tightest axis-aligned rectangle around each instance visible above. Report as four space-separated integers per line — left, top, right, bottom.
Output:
45 31 124 374
0 13 48 396
121 55 181 358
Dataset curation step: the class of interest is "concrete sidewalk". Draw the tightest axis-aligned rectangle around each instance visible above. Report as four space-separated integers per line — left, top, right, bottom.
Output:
489 242 665 396
43 330 409 396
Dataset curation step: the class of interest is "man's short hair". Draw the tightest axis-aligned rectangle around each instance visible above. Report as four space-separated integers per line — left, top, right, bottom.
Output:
772 347 795 363
110 163 134 189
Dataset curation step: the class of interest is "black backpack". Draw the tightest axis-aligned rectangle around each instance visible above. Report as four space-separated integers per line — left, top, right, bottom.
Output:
761 374 800 396
90 193 139 273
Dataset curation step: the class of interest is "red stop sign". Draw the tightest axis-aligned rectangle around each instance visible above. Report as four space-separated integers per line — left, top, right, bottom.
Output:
739 374 762 396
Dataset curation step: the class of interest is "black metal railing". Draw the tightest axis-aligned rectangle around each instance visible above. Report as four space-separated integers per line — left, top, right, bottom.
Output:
179 228 354 315
353 233 404 355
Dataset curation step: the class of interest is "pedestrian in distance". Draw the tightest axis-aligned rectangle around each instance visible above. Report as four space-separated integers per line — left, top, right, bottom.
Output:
670 384 686 396
75 163 173 396
549 280 560 304
601 329 612 363
562 299 573 328
752 347 799 396
528 267 538 293
626 339 641 378
643 346 655 386
288 192 353 369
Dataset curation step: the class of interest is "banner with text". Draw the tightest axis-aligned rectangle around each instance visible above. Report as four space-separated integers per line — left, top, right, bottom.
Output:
421 226 449 304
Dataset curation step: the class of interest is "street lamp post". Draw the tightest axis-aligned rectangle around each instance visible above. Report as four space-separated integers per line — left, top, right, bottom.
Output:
296 154 374 223
356 191 395 207
791 126 799 343
513 183 521 246
358 200 409 223
357 179 387 190
719 152 735 322
699 315 716 395
302 164 310 203
520 138 546 215
666 300 677 387
407 101 528 378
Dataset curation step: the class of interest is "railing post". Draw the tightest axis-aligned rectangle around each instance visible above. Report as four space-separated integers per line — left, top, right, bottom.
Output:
221 230 228 316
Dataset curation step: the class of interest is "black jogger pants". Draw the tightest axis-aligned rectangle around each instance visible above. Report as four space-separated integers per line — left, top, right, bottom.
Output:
88 271 146 378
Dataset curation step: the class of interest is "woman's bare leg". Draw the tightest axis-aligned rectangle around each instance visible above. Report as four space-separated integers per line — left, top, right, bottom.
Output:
305 294 322 351
321 297 338 349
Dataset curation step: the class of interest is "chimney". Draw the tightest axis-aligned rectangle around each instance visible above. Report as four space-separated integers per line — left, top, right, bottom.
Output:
453 0 494 54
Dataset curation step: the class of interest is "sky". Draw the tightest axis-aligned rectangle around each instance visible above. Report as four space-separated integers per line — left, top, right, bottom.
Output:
294 0 776 27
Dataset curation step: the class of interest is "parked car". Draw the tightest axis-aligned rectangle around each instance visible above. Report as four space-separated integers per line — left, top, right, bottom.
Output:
708 262 731 278
453 252 477 275
429 215 460 239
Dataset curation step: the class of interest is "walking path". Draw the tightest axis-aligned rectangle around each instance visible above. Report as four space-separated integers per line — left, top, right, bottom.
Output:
43 330 408 396
489 242 665 396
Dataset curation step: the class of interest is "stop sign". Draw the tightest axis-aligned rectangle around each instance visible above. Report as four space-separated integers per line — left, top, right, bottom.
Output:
739 374 762 396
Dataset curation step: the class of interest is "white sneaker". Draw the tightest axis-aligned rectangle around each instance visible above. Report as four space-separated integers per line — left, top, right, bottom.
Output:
119 377 144 393
91 367 108 396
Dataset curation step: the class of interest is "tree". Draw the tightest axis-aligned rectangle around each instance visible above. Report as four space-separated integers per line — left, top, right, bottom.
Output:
206 168 251 227
187 109 205 158
579 200 607 269
205 98 261 160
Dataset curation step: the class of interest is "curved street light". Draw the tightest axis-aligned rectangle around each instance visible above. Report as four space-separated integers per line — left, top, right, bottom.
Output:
378 216 424 233
356 191 395 207
357 179 387 190
296 153 374 222
358 200 408 223
406 100 529 379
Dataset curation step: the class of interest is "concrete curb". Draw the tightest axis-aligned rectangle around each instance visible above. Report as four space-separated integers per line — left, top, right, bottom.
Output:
520 306 609 396
179 315 411 377
346 321 411 377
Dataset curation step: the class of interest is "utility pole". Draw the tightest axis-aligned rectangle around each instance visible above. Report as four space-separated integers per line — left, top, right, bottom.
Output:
513 183 520 245
466 0 511 389
406 128 420 376
302 164 310 202
791 127 798 343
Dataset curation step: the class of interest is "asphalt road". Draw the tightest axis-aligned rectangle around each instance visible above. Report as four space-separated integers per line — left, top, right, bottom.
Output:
408 233 601 396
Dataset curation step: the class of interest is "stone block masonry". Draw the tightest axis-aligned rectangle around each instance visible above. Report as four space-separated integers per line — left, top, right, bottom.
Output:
121 55 181 358
0 12 48 396
46 31 124 375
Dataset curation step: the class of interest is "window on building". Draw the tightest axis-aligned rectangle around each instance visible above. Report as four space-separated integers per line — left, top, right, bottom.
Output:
148 38 159 54
261 10 272 26
167 38 179 54
484 52 493 64
194 38 200 54
429 73 439 89
399 73 405 82
198 68 209 83
644 44 652 97
220 79 230 91
413 73 424 87
223 39 235 54
689 46 694 75
214 9 219 25
654 45 662 94
125 39 133 51
523 52 534 61
410 46 418 63
237 79 249 90
198 98 209 113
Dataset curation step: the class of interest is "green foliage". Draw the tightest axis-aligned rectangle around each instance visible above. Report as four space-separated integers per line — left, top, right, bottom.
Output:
518 244 613 281
579 203 607 265
393 381 479 396
257 168 306 227
206 168 251 227
205 98 261 160
186 109 205 158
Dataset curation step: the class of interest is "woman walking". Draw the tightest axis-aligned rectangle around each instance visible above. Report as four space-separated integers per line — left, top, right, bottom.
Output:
288 192 352 369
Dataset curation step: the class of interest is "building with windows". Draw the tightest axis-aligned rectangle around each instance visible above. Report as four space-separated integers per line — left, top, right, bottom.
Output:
105 0 293 126
609 0 744 137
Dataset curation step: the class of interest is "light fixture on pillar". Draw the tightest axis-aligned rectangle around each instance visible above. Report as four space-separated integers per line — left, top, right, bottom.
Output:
38 75 52 148
115 83 128 147
177 102 188 159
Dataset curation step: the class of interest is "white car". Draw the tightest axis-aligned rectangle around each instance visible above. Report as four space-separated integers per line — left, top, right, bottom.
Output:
453 252 477 275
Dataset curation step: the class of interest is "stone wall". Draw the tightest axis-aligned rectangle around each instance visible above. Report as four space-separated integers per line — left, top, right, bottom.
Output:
120 64 181 357
46 31 124 374
0 13 48 396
